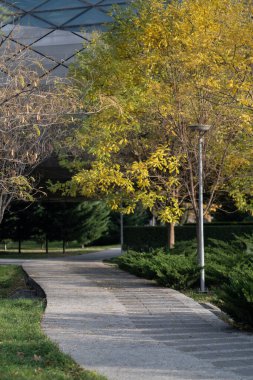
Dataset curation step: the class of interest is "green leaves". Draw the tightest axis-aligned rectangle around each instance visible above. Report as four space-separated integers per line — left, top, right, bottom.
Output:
64 0 253 223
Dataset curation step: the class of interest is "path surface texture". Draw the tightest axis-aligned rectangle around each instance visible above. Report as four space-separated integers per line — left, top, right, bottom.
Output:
16 249 253 380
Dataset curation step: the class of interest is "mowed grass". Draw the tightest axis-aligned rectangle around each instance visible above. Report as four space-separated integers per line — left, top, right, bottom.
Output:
0 266 27 298
0 265 107 380
0 245 119 260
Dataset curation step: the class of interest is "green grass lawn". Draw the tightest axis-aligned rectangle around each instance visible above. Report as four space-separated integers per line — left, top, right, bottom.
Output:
0 245 119 259
0 265 107 380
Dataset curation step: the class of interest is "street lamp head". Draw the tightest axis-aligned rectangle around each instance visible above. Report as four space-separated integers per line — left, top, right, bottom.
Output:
189 124 211 133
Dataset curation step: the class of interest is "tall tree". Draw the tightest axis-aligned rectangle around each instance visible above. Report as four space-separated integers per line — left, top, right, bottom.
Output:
32 202 110 252
0 201 110 252
0 23 77 223
56 0 253 233
0 203 41 253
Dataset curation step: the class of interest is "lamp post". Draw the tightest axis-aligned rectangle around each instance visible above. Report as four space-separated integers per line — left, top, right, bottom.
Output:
189 124 211 292
120 212 124 254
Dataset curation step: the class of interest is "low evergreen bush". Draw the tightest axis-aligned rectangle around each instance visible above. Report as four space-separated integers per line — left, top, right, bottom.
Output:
113 249 198 289
153 254 199 288
205 239 244 286
114 234 253 327
170 238 251 287
171 239 197 257
218 260 253 326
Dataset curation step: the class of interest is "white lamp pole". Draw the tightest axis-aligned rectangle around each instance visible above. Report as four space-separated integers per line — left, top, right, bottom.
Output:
189 124 211 292
120 212 124 254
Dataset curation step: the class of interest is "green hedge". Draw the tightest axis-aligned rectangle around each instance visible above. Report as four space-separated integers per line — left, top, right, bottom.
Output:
112 237 253 327
123 224 253 251
111 249 199 289
218 260 253 326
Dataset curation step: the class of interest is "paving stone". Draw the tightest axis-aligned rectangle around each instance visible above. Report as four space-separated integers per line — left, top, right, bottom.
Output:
7 248 250 380
197 349 253 359
213 358 253 368
181 342 253 352
233 367 253 377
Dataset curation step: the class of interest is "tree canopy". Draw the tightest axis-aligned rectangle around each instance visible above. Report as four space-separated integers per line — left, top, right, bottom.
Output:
0 23 78 223
59 0 253 222
0 201 110 251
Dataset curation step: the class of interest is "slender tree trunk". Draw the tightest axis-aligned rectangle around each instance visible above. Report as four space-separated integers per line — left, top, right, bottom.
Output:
0 194 12 226
4 243 7 251
151 214 156 226
63 240 66 254
18 239 21 254
45 236 49 254
0 196 5 226
166 223 175 251
169 223 175 249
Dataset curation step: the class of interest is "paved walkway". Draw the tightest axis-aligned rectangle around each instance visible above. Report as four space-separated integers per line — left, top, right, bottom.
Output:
3 249 253 379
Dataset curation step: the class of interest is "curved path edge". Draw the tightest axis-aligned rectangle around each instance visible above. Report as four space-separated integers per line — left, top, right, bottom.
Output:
19 249 253 380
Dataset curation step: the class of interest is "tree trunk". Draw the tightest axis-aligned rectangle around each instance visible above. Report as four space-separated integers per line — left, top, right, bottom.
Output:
18 239 22 254
166 223 175 251
63 240 66 254
45 237 49 254
0 197 5 226
169 223 175 249
4 243 7 251
151 214 156 226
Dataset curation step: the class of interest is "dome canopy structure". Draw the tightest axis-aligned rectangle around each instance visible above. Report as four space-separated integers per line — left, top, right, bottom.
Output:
0 0 128 77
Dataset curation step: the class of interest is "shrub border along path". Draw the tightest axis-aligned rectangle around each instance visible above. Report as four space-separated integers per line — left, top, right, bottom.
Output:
14 249 253 380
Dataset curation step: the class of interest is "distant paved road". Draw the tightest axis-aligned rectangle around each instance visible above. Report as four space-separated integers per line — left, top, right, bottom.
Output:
2 249 253 380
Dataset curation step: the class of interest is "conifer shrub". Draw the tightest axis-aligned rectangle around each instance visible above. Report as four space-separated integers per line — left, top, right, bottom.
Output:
113 235 253 326
113 249 198 289
205 239 244 286
172 238 251 287
153 254 199 288
171 239 198 257
116 250 157 279
218 260 253 326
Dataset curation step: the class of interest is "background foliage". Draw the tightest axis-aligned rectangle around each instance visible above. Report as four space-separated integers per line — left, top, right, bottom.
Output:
55 0 253 225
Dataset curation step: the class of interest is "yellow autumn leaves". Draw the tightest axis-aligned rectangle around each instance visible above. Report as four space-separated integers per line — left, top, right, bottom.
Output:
60 0 253 221
72 145 182 221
